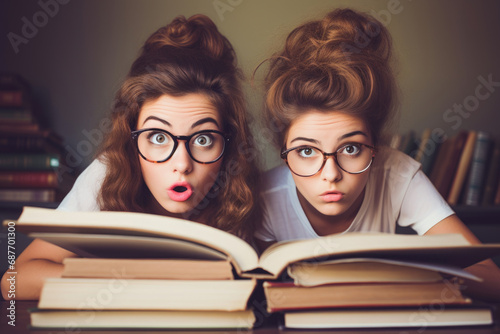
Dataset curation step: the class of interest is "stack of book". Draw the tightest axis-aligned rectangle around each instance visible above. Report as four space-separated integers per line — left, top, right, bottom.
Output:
0 73 75 203
10 207 500 330
263 258 493 329
30 258 257 330
392 129 500 207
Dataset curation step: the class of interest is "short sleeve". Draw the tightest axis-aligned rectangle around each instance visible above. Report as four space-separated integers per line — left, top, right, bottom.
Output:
57 159 106 212
398 170 455 235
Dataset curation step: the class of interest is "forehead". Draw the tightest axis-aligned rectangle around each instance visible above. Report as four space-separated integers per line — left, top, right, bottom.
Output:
137 93 221 129
286 110 370 141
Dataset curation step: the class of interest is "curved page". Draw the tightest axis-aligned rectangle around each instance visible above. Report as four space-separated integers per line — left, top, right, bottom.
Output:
15 207 259 274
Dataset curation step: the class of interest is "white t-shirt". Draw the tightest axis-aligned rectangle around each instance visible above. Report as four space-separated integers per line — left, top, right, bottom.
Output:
57 159 106 211
255 147 454 242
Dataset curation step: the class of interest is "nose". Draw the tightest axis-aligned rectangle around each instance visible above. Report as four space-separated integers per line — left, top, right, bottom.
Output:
169 142 193 174
320 156 342 182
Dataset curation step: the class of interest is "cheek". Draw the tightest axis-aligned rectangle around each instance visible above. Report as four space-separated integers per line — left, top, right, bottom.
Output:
195 161 223 191
139 159 162 188
346 173 370 196
291 174 313 197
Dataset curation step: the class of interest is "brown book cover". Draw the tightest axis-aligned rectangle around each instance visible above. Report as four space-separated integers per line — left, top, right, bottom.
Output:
448 131 478 205
263 280 470 312
431 131 468 199
61 258 233 280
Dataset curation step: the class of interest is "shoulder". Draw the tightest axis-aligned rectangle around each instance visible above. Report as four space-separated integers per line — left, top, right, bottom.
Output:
75 157 107 182
57 158 107 211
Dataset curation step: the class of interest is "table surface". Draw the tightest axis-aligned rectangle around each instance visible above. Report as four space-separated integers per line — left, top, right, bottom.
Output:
1 300 500 334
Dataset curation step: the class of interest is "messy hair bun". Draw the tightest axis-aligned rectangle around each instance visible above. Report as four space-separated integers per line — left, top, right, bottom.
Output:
142 14 235 64
264 8 398 147
98 14 260 242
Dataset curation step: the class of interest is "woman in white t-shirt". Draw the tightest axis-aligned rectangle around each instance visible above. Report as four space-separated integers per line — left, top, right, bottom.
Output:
255 8 500 301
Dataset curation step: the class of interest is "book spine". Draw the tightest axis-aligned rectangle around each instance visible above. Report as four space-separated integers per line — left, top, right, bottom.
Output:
0 154 60 171
414 129 432 163
0 189 56 202
0 90 23 107
464 132 491 206
495 175 500 206
0 171 58 188
447 131 478 205
0 136 60 153
0 108 33 122
481 145 500 206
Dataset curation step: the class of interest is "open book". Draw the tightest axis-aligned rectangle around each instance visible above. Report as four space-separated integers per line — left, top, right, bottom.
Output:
11 207 500 279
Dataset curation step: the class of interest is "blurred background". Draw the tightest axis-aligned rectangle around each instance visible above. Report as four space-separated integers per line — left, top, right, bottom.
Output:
1 0 500 281
2 0 500 171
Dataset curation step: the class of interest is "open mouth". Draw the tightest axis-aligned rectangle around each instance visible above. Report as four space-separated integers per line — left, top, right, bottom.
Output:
167 182 193 202
173 186 188 193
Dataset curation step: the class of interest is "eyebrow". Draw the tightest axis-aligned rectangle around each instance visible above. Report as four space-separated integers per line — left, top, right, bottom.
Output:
191 117 220 129
142 116 171 127
142 116 220 129
290 137 320 145
289 131 368 145
338 131 369 141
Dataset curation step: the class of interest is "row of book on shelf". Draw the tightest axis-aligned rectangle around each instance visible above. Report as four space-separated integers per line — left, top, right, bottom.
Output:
0 73 76 204
12 207 500 330
391 129 500 207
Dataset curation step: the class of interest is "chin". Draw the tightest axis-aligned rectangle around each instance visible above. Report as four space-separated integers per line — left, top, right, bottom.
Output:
315 203 348 217
158 201 194 215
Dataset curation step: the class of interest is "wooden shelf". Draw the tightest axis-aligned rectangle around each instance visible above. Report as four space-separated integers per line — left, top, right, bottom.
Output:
453 205 500 225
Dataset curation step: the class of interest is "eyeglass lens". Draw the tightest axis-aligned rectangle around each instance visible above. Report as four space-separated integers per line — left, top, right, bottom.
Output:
285 144 373 176
136 130 225 163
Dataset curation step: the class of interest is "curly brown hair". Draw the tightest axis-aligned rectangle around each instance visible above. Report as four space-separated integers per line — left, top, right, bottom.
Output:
263 8 398 148
96 14 260 242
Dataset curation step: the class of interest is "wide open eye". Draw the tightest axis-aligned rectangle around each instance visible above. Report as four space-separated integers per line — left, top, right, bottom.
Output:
193 133 214 147
338 143 362 156
147 131 170 145
296 146 319 158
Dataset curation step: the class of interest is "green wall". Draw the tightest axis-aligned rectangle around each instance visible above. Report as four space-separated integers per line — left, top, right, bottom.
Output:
2 0 500 171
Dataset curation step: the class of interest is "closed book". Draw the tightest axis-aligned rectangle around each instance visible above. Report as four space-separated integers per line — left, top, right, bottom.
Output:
0 107 34 122
0 171 58 188
447 131 478 205
495 176 500 205
413 128 432 163
29 308 256 330
429 136 453 190
0 189 56 202
61 258 234 280
0 130 64 154
263 280 470 313
38 278 256 311
283 305 493 329
0 153 60 171
400 131 419 158
464 131 491 206
430 132 468 199
0 90 23 106
481 145 500 206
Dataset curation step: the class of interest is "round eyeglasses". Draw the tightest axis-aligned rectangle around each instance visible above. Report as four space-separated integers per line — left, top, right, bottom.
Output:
281 143 376 177
131 128 229 164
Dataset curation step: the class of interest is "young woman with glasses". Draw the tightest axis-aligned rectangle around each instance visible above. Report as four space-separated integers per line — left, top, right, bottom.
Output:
2 14 260 300
255 8 500 301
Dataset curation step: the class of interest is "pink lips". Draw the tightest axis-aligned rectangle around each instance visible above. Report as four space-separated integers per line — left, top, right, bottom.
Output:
321 191 344 202
167 181 193 202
